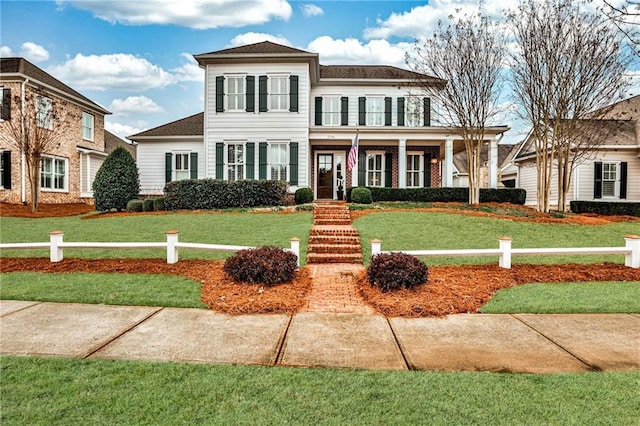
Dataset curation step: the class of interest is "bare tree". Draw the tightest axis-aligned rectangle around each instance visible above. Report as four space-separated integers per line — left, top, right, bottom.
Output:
406 10 505 205
602 0 639 56
0 87 77 212
508 0 631 212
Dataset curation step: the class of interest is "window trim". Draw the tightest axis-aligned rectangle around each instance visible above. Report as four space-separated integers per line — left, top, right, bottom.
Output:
601 162 619 199
366 96 384 127
40 155 68 192
82 112 94 141
406 151 424 188
226 75 245 112
365 151 385 187
36 95 53 130
227 142 245 182
174 152 191 181
405 97 423 128
268 141 288 181
269 74 289 111
323 96 340 126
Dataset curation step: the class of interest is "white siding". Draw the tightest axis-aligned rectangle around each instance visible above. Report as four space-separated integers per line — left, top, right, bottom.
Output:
576 151 640 201
79 153 105 197
137 140 205 195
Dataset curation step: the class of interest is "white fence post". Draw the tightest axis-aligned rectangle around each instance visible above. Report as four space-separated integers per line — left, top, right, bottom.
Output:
166 230 179 264
498 236 512 269
371 239 382 257
49 231 64 262
625 235 639 268
290 237 300 267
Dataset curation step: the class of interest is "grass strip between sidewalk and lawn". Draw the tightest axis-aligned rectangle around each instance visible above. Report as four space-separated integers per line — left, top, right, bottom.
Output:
480 281 640 314
1 356 638 425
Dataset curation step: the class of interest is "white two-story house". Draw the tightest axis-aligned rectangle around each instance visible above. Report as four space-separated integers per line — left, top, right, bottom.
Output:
130 41 509 200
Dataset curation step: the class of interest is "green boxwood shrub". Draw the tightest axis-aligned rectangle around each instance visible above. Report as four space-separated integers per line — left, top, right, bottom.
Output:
93 147 140 212
570 201 640 217
223 246 298 286
346 187 526 204
351 187 372 204
164 179 288 210
153 197 165 211
367 252 429 292
143 198 155 212
295 187 314 204
126 199 143 212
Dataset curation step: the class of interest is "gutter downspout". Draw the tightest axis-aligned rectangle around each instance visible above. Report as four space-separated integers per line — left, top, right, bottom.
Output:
20 78 29 204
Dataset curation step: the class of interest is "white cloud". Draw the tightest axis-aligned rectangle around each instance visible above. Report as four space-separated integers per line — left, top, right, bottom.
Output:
228 32 292 47
61 0 292 29
172 53 203 82
0 46 14 57
307 36 411 67
105 120 146 140
109 96 164 115
47 53 175 91
301 4 323 17
20 42 50 62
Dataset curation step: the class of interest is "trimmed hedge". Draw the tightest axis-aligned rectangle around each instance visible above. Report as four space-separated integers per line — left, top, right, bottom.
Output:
570 201 640 217
143 198 155 212
164 179 288 210
295 187 314 204
346 187 526 204
153 197 165 211
351 187 372 204
126 199 143 212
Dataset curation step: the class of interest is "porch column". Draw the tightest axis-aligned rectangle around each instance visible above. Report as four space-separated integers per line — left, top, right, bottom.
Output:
398 138 407 188
444 138 454 187
488 136 499 189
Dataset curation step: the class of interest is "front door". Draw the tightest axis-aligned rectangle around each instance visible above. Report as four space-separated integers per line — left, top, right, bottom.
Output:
317 154 334 199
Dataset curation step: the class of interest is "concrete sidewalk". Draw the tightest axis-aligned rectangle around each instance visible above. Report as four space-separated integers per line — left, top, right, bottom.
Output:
2 300 639 373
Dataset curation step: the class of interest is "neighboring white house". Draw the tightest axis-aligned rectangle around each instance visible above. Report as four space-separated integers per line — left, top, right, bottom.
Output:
511 95 639 207
129 41 509 199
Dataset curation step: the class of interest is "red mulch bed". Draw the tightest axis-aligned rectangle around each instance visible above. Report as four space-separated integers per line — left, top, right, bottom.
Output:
1 202 94 218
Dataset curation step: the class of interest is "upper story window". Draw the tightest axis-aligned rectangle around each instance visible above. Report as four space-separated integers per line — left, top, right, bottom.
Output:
406 97 423 127
227 76 245 111
36 95 52 129
323 97 340 126
82 112 94 141
1 88 11 121
269 75 288 111
366 97 384 126
41 155 67 191
227 143 244 182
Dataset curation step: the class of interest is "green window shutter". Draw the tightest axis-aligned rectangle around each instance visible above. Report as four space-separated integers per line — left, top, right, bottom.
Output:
246 143 255 180
165 152 173 183
358 97 366 126
215 76 225 113
190 152 198 179
216 143 224 180
423 97 431 126
385 97 392 126
246 76 255 112
289 75 299 112
2 151 11 189
259 142 267 180
358 151 366 186
315 97 323 125
289 142 298 185
620 162 628 199
384 153 392 187
341 96 349 126
594 162 602 199
397 97 405 126
259 76 268 112
424 155 431 187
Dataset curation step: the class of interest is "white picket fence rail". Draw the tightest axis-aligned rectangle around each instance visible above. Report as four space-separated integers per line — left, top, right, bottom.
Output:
0 231 301 266
371 235 640 269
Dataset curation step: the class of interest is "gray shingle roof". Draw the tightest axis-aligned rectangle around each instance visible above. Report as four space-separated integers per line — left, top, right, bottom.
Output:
0 57 110 114
196 41 312 56
319 65 444 83
128 112 204 139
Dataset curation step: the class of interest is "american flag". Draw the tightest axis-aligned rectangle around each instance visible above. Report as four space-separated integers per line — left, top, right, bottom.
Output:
347 132 358 171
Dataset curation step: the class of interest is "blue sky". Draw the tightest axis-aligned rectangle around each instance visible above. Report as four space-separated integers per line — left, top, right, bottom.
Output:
1 0 638 144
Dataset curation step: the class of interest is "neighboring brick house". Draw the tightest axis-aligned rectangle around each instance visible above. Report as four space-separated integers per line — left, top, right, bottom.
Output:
0 57 111 204
130 41 509 199
105 130 137 160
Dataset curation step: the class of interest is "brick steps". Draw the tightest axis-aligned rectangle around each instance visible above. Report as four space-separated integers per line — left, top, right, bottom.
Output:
308 243 362 254
308 235 361 245
313 218 352 226
307 203 363 265
307 253 364 264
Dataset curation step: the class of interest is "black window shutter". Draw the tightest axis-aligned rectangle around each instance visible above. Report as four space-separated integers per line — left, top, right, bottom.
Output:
423 97 431 126
289 142 298 185
594 162 603 199
246 143 255 180
1 89 10 120
358 151 366 186
620 161 628 199
315 97 323 125
190 152 198 179
424 155 431 187
384 97 392 126
384 153 392 187
259 76 268 112
289 75 298 112
215 143 224 180
165 153 173 183
2 151 11 189
215 77 225 113
245 76 255 112
341 96 349 126
358 97 366 126
259 142 267 180
397 97 405 126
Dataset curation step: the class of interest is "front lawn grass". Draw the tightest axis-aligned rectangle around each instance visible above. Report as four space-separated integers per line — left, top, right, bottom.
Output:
480 281 640 314
2 356 638 425
0 272 206 308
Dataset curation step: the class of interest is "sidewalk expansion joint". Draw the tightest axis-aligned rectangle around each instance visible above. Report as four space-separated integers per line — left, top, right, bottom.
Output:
0 301 44 317
386 317 410 371
274 314 294 366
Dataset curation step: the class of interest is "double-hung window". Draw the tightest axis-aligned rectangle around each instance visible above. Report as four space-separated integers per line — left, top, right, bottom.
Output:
269 143 288 181
227 77 245 111
175 153 190 181
36 95 52 129
82 112 94 141
366 97 384 126
602 163 618 197
270 75 288 111
407 153 423 187
366 152 384 187
41 156 67 191
406 97 422 127
227 143 244 182
323 97 340 126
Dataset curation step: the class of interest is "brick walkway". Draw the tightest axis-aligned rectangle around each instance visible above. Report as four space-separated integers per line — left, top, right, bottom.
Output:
304 203 373 314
